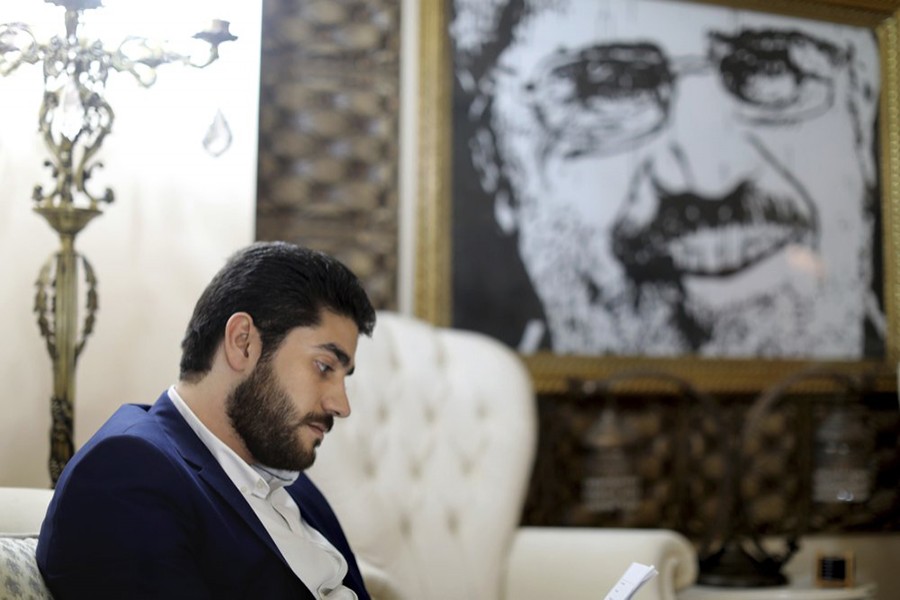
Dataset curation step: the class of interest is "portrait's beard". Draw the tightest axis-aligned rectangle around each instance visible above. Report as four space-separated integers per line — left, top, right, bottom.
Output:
514 206 688 355
513 177 871 359
226 357 333 471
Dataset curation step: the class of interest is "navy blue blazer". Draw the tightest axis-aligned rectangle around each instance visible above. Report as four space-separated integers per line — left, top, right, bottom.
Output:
36 391 370 600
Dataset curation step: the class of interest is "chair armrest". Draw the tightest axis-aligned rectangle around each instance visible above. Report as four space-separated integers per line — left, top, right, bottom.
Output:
0 487 53 535
357 559 405 600
503 527 698 600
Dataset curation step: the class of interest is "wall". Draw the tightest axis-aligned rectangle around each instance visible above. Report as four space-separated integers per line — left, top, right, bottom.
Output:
0 1 261 487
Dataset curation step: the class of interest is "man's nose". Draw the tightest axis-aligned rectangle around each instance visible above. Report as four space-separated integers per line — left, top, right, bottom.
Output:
653 73 759 196
324 380 351 419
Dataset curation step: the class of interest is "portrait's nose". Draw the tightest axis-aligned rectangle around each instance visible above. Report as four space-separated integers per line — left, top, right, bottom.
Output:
653 73 759 196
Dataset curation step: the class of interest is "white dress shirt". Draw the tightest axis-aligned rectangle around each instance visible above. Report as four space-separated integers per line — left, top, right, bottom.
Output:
168 386 356 599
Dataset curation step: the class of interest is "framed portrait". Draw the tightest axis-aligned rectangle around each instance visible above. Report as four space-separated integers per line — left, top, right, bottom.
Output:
413 0 900 393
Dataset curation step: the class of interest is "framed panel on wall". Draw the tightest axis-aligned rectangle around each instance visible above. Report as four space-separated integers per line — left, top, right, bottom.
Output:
414 0 900 393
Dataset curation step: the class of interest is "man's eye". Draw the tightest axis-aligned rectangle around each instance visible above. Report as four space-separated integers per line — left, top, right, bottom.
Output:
315 361 333 374
711 30 842 125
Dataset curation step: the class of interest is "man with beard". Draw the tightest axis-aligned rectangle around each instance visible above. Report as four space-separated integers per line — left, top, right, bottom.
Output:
37 242 376 599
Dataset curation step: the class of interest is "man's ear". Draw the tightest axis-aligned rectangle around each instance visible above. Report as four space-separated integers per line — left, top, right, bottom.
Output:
223 312 256 372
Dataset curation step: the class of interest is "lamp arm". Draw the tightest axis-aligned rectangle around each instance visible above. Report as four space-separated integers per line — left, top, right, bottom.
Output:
0 22 41 76
111 37 182 87
111 31 235 87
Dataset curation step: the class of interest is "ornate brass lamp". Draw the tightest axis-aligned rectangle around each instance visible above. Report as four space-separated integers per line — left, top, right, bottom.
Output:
0 0 236 484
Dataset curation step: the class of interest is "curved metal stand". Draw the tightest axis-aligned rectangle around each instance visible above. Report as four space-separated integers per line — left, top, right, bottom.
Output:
34 211 99 484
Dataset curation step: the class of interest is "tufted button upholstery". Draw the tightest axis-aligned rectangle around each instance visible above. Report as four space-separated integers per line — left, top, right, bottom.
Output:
308 312 537 600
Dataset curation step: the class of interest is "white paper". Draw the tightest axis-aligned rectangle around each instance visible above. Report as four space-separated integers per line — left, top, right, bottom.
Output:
604 562 658 600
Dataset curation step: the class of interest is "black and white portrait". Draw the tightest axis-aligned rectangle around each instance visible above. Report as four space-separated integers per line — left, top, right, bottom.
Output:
449 0 884 360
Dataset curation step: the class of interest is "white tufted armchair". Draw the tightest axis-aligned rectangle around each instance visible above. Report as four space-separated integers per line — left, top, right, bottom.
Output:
307 312 697 600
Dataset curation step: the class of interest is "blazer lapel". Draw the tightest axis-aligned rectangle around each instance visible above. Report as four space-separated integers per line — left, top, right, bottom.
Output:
149 392 357 599
287 477 369 598
150 392 289 565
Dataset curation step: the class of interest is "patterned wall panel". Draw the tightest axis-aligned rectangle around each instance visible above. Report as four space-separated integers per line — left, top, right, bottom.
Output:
256 0 401 309
524 391 900 539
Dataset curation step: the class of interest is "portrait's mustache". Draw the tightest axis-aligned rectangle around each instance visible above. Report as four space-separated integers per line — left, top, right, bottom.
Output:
612 179 817 278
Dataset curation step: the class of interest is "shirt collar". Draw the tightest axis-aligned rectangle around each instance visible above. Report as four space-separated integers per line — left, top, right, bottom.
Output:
166 385 298 498
253 464 300 491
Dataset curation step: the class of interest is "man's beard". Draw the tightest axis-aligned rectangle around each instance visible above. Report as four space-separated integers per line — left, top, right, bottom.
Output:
225 357 333 471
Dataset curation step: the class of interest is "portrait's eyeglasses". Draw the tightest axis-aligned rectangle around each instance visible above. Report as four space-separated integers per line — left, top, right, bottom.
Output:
520 29 850 158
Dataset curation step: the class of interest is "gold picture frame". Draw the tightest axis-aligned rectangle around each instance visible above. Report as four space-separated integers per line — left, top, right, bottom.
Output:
414 0 900 393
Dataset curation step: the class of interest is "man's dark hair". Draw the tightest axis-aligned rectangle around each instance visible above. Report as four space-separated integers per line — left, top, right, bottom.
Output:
179 241 376 382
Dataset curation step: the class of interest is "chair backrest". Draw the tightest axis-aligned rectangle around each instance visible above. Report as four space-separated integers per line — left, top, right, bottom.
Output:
307 312 538 600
